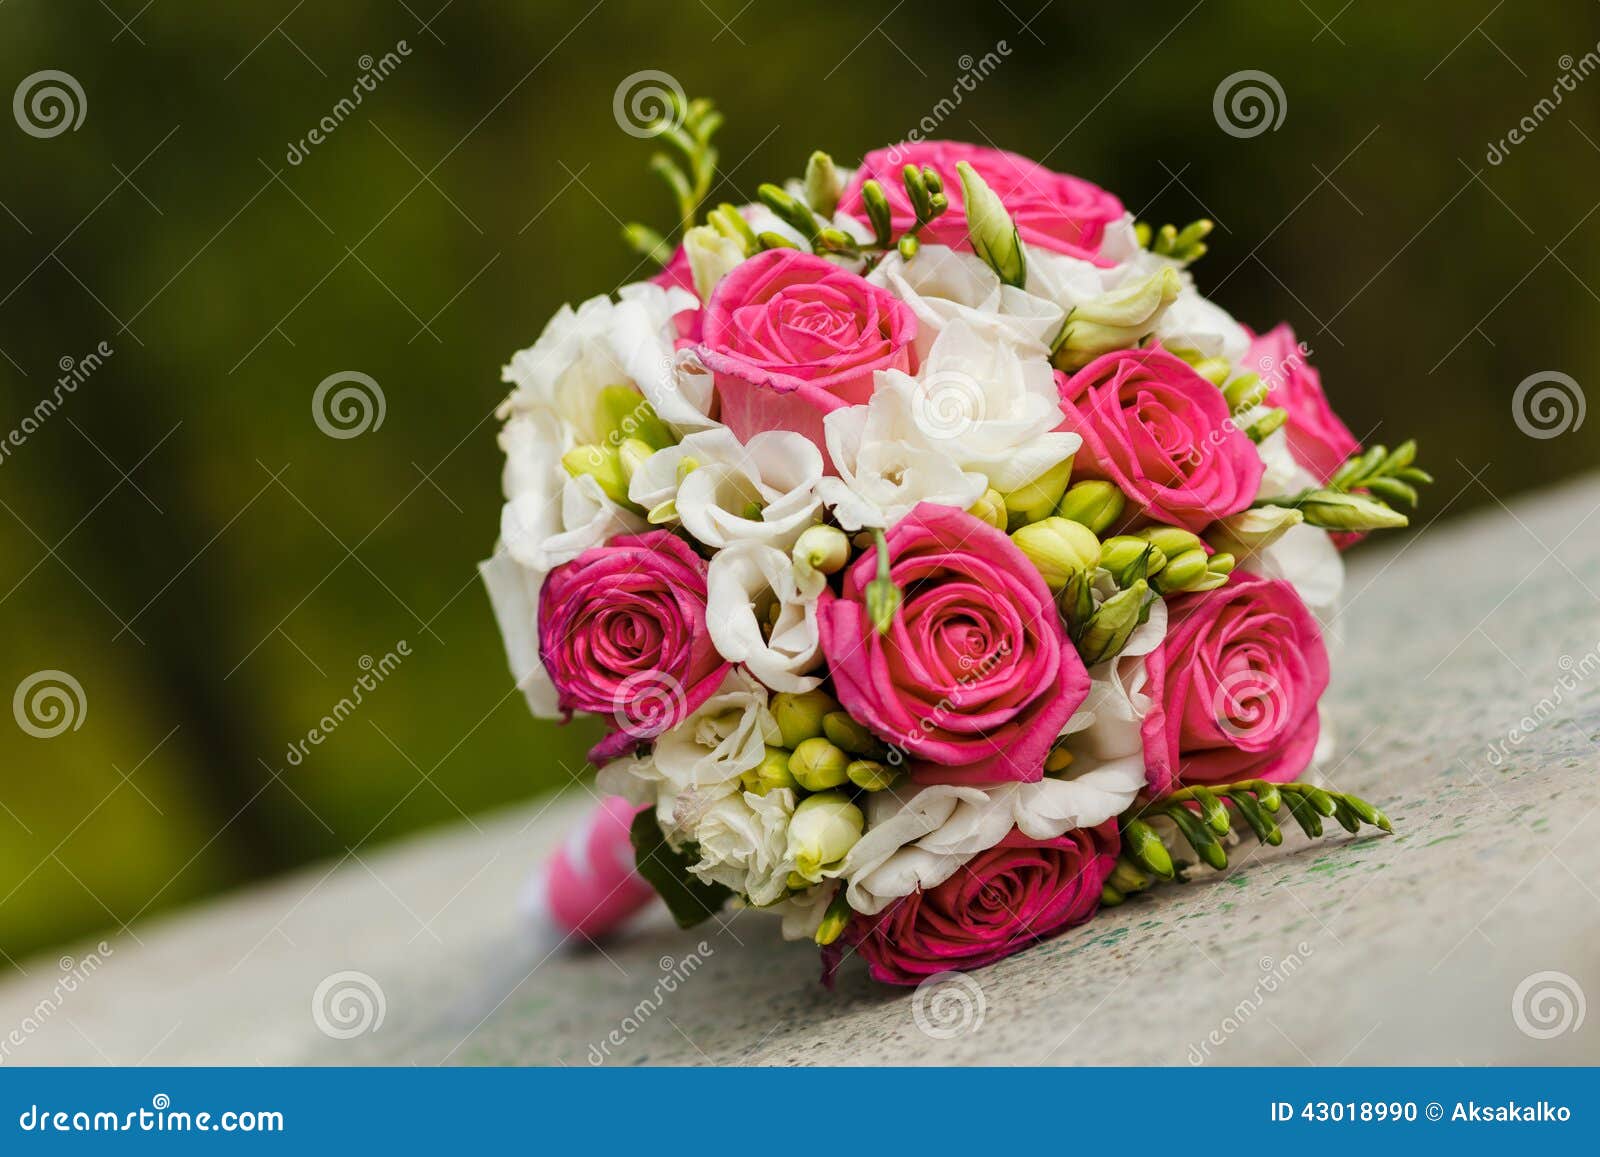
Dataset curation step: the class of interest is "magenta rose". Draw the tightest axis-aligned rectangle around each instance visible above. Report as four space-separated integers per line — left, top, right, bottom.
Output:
1246 323 1359 484
846 822 1119 985
816 503 1088 785
699 248 916 461
1140 572 1329 797
838 140 1125 264
538 530 728 764
1058 348 1265 533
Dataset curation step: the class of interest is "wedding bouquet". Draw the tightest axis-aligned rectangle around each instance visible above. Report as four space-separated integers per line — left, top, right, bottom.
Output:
482 96 1428 986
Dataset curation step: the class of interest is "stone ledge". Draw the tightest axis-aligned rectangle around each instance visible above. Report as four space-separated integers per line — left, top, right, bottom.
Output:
4 476 1599 1065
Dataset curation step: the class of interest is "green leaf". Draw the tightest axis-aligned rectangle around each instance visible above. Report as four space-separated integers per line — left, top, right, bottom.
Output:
629 809 731 929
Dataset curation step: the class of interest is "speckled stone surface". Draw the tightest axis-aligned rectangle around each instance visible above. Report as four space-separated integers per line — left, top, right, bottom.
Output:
4 476 1599 1066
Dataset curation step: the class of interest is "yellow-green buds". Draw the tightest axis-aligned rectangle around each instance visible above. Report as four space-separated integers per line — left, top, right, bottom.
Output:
1002 457 1074 528
792 524 850 579
1121 819 1175 879
1043 744 1075 774
1056 480 1125 535
757 182 820 245
622 222 672 267
1298 490 1409 531
595 385 674 451
813 886 852 946
823 711 886 758
789 737 851 791
1223 372 1270 414
865 529 902 634
1100 535 1163 585
561 444 632 505
617 436 655 481
771 690 839 748
968 488 1008 530
956 160 1026 287
1241 407 1288 443
1052 267 1182 371
1207 505 1304 561
1139 525 1203 559
683 223 747 301
706 202 759 253
846 759 898 791
1076 578 1149 666
1142 217 1212 265
786 791 864 884
803 151 843 217
1011 517 1101 592
741 745 798 795
860 180 893 247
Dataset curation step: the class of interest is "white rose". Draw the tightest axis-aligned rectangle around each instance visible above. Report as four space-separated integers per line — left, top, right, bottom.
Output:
706 542 826 693
906 319 1081 492
869 245 1065 357
1153 282 1250 363
815 373 988 531
650 669 781 813
628 427 823 550
687 788 797 906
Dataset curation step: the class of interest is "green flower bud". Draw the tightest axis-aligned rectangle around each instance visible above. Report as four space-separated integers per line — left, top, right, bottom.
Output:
595 385 674 451
1100 536 1164 585
1056 480 1125 535
1153 548 1209 593
622 222 672 266
1002 457 1075 528
785 791 864 883
561 444 632 505
1298 491 1409 531
865 529 901 634
617 436 655 481
1222 373 1269 414
792 524 850 578
1123 819 1174 878
968 488 1008 530
1139 526 1203 560
860 180 892 247
1188 356 1233 386
803 151 843 217
823 711 886 758
706 202 758 252
1043 744 1075 774
788 736 851 791
1052 267 1182 371
757 182 820 243
956 160 1026 287
1242 407 1288 443
771 690 839 748
683 223 746 302
813 886 851 946
846 759 898 791
1076 578 1149 666
1207 505 1304 560
1011 517 1101 592
740 745 798 795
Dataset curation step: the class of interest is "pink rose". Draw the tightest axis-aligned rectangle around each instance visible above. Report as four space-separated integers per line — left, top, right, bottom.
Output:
838 141 1125 264
1058 348 1265 533
1246 323 1360 485
700 249 916 459
1140 572 1329 797
538 530 728 764
817 503 1088 785
846 822 1119 985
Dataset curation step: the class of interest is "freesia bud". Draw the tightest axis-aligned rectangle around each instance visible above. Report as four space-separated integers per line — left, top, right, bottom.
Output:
865 529 902 634
846 759 898 791
1139 526 1203 560
771 690 839 748
1052 266 1182 371
968 488 1008 530
956 160 1026 287
1299 491 1409 531
1152 548 1209 593
813 887 851 946
740 745 798 795
786 792 864 884
792 524 850 578
823 711 886 757
561 444 632 506
1222 372 1269 414
1056 480 1125 535
1001 457 1074 527
803 151 843 217
1076 578 1149 666
788 737 851 791
1206 505 1304 560
683 223 747 302
1099 536 1163 585
1011 517 1101 592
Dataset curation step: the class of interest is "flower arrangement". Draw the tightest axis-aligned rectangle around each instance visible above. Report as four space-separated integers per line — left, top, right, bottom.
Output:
483 96 1430 986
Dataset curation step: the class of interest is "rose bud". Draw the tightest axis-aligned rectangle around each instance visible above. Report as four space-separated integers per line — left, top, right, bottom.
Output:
785 792 864 884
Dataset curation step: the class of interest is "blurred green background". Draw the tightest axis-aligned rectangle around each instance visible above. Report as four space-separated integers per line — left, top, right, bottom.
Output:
2 0 1596 962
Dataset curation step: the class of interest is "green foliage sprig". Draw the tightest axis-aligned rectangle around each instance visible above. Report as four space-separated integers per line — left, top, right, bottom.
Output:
1258 441 1434 532
623 95 724 266
1102 780 1392 906
1134 217 1213 266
